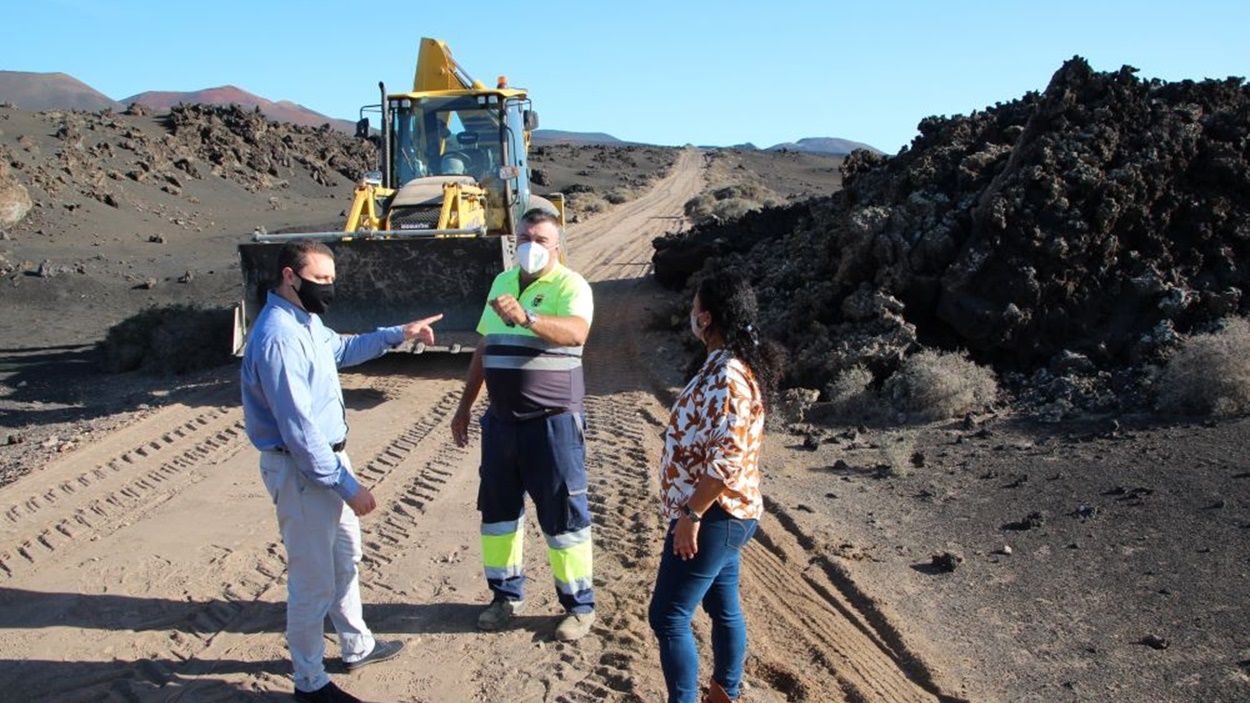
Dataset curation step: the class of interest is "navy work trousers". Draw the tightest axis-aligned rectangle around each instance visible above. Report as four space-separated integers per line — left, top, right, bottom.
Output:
477 410 595 613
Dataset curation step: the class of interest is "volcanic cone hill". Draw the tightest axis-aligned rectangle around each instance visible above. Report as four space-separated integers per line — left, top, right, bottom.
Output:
654 57 1250 406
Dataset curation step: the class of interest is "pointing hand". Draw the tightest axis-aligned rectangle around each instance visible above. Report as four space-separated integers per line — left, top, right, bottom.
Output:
402 313 444 345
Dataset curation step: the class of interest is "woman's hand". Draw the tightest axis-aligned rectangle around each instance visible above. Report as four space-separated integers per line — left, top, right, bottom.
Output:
673 514 700 560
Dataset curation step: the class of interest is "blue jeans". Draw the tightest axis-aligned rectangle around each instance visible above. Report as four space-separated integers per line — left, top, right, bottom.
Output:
648 504 758 703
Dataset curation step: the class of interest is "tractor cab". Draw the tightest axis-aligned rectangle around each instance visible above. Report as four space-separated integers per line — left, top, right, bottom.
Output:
382 91 536 235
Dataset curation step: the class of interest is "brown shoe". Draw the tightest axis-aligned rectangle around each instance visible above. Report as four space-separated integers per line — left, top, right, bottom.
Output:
554 610 595 641
702 679 740 703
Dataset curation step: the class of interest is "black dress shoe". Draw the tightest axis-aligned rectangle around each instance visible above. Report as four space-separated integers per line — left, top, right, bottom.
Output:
345 639 404 672
293 681 362 702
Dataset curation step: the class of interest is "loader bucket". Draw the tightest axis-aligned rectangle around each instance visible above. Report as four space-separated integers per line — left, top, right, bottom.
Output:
235 235 510 354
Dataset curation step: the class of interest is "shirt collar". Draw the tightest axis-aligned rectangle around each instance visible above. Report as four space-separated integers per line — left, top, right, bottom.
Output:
701 348 731 371
514 261 566 286
267 289 312 325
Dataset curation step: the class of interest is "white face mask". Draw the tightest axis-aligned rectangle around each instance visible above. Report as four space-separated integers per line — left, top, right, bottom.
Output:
516 241 550 274
690 311 703 341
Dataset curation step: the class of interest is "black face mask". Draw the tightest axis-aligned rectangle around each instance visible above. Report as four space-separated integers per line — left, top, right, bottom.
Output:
295 274 335 314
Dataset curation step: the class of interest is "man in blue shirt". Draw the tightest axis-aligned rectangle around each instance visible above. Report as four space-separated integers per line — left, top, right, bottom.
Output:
241 239 441 703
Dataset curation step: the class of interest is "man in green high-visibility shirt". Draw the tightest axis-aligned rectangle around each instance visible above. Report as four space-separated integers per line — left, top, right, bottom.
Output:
451 208 596 642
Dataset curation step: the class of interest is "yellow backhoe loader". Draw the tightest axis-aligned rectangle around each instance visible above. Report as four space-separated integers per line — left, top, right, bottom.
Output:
233 38 564 354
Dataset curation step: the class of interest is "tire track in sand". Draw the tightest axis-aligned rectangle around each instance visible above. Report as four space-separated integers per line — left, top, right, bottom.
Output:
7 378 467 702
0 400 247 580
0 371 428 582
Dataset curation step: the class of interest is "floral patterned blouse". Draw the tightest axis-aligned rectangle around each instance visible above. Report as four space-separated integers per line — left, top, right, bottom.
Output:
659 348 765 520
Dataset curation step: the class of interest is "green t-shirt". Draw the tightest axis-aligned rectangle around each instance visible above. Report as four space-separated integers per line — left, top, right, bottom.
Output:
477 263 594 419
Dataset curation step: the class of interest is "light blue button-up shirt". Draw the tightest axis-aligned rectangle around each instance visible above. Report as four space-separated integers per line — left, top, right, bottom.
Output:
241 291 404 500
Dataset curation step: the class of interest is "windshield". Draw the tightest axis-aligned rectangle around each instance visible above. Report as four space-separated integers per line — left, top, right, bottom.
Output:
389 95 503 186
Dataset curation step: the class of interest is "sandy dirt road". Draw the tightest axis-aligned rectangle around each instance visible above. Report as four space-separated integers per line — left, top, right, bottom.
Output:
0 150 959 702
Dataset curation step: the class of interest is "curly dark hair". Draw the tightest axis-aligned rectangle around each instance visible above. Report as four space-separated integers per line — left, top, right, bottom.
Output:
689 270 786 410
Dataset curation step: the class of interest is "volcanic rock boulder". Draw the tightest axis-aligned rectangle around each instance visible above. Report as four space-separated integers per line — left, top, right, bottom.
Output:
0 151 33 228
942 60 1250 363
165 104 374 190
11 105 376 209
654 57 1250 395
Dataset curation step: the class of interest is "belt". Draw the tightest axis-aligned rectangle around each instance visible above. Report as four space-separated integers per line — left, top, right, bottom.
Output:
489 406 575 423
271 439 347 454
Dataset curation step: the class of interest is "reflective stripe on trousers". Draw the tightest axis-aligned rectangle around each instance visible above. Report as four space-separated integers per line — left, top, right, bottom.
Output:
476 411 595 613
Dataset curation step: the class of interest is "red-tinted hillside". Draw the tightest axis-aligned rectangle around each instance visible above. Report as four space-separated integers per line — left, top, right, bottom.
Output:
122 85 355 133
0 71 123 111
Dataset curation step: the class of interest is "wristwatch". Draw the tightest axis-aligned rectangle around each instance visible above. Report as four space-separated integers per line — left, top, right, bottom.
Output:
682 503 703 523
522 308 539 328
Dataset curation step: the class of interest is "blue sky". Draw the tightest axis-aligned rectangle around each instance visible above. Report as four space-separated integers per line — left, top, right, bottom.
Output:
3 1 1247 153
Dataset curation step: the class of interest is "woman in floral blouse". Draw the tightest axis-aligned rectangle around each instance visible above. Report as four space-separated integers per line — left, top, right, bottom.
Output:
649 271 782 703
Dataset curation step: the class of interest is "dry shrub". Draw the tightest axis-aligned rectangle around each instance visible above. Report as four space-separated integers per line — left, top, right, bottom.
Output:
712 183 768 201
773 387 819 427
568 192 608 215
100 305 233 374
1156 317 1250 416
711 198 763 222
825 365 878 419
684 183 776 225
683 193 715 220
879 430 919 477
604 186 633 204
884 350 998 421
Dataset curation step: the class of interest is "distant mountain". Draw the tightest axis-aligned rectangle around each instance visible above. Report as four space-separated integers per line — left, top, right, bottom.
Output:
122 85 355 133
532 129 627 146
2 72 878 155
0 71 123 112
766 137 880 155
703 142 761 150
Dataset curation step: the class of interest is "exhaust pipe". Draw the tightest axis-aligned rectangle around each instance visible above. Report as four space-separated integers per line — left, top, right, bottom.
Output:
379 81 389 188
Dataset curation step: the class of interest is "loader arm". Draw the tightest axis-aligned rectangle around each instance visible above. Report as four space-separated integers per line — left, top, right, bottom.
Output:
413 38 485 92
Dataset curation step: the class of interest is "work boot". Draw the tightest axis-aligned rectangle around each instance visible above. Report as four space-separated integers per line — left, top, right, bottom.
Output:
702 679 740 703
554 610 595 642
477 599 524 631
344 639 404 672
293 681 363 703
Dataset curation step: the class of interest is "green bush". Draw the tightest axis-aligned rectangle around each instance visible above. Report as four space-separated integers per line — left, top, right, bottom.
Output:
1157 317 1250 416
